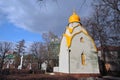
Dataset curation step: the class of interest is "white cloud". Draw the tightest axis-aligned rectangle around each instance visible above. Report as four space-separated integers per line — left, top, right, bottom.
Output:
0 0 93 35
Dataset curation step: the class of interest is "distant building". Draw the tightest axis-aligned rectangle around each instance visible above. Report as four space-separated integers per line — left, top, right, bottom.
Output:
98 46 120 72
3 51 15 69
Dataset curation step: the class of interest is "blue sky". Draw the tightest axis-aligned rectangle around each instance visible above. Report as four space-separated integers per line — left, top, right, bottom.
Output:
0 0 93 42
0 21 43 42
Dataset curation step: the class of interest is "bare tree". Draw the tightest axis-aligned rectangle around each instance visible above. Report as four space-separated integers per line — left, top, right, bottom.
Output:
102 0 120 14
37 0 58 10
82 4 108 47
15 39 26 55
83 0 120 53
42 31 60 60
101 0 120 45
92 0 120 45
30 42 47 69
42 31 60 71
0 42 13 69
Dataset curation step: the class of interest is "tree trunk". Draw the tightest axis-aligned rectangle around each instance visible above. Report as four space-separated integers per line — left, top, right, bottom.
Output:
0 52 6 69
0 52 6 74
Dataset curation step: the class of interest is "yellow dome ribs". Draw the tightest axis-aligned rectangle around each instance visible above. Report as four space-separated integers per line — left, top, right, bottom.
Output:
63 34 72 48
66 24 80 34
66 27 73 34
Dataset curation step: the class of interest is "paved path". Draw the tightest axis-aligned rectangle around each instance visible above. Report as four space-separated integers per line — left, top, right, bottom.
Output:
103 76 120 80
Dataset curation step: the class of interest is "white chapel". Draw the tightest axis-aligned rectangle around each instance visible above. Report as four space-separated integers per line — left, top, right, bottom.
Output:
58 11 100 74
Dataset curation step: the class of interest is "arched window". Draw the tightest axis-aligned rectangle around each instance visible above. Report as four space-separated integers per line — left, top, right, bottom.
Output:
80 37 84 43
81 52 86 65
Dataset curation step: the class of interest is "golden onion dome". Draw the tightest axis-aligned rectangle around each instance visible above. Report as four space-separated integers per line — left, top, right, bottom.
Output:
69 11 80 23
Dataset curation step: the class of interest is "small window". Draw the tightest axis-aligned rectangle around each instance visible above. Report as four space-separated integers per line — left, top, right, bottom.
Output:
80 37 84 42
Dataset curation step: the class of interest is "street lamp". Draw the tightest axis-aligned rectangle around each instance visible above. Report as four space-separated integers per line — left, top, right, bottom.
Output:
68 49 71 74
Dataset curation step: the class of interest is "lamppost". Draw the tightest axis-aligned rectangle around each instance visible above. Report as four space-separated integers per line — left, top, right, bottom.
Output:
68 49 71 74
